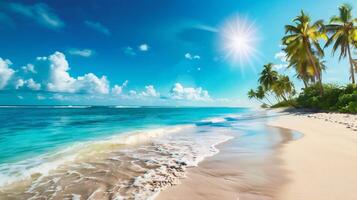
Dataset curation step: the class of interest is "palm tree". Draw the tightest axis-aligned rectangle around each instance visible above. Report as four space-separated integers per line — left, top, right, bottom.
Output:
258 63 278 90
247 87 271 106
283 10 327 94
256 85 272 105
324 3 357 84
272 75 295 101
247 89 263 104
247 89 256 99
289 56 326 88
287 54 314 87
258 63 280 103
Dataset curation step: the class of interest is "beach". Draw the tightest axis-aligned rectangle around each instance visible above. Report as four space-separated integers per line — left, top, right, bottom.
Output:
0 107 250 199
157 110 299 200
157 110 357 200
269 110 357 200
1 107 357 200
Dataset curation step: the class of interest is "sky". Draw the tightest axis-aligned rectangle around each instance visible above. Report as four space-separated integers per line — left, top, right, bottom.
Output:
0 0 355 106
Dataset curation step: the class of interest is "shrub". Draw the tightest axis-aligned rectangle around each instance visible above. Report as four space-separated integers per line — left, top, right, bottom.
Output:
296 84 357 113
271 99 297 108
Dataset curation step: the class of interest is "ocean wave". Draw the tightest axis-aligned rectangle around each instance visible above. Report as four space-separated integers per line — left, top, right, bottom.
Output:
0 125 234 199
112 105 142 108
199 114 242 124
0 105 92 109
0 125 191 188
200 117 227 123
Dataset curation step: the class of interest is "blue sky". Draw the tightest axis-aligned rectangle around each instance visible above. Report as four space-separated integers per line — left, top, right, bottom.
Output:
0 0 355 106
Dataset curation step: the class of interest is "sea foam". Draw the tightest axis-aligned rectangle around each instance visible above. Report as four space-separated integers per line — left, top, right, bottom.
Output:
0 118 235 199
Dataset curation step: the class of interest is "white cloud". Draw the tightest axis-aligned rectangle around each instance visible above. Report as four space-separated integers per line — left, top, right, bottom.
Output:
47 51 109 94
26 78 41 90
122 80 129 87
15 79 25 89
36 56 47 61
123 46 136 56
170 83 210 101
77 73 109 94
0 58 15 89
8 3 65 29
141 85 159 97
51 93 67 101
185 53 200 60
84 20 110 35
194 24 218 32
22 63 37 73
121 85 160 99
112 85 123 95
68 49 94 57
15 78 41 90
274 51 287 62
185 53 192 59
274 51 288 70
47 52 76 93
129 90 137 96
139 44 149 51
111 80 128 95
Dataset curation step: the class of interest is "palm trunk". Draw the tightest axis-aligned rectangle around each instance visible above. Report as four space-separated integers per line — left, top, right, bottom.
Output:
302 79 308 88
264 97 273 106
270 92 280 102
311 76 315 84
347 44 355 84
262 93 274 106
305 40 324 95
281 94 288 102
256 99 265 105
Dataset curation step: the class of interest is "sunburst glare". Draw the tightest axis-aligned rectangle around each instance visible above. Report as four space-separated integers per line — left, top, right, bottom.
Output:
219 15 260 69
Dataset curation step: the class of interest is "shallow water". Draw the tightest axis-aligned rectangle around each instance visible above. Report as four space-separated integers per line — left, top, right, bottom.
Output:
157 110 302 200
0 107 246 199
0 107 296 199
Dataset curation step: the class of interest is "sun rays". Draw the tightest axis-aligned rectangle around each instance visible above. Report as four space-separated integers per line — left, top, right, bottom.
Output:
219 15 261 71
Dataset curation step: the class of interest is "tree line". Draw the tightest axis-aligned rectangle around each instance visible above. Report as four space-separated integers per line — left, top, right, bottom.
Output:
248 4 357 111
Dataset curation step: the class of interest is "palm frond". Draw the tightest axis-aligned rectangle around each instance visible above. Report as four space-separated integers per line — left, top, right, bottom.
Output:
330 15 343 24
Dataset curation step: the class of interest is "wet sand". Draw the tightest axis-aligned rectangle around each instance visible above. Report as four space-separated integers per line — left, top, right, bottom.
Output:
157 123 299 200
158 110 357 200
0 125 232 200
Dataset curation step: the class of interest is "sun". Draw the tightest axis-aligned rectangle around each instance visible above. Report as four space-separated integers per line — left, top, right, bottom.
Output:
219 15 260 67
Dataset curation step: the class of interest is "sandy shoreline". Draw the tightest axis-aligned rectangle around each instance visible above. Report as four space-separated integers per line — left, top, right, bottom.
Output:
157 112 298 200
269 111 357 200
156 110 357 200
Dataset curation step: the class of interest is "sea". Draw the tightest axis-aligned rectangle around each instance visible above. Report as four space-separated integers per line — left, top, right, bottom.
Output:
0 106 283 199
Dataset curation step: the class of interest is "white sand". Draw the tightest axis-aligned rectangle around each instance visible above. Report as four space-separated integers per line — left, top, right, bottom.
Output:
269 111 357 200
156 110 357 200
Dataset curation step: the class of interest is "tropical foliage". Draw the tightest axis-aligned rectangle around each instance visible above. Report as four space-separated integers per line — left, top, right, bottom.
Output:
297 84 357 113
325 4 357 84
282 11 327 94
248 64 295 106
247 4 357 113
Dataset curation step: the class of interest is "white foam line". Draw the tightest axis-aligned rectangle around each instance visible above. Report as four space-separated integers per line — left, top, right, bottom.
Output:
0 125 193 188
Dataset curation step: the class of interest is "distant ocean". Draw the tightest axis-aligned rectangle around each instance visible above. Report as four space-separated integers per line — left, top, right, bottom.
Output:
0 106 249 199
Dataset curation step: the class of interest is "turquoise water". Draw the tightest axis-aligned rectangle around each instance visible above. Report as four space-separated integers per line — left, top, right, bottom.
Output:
0 106 246 164
1 106 299 199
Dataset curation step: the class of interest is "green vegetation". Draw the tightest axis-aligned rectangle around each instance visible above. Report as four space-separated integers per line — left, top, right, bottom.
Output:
283 11 327 94
296 84 357 113
325 4 357 84
248 4 357 113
